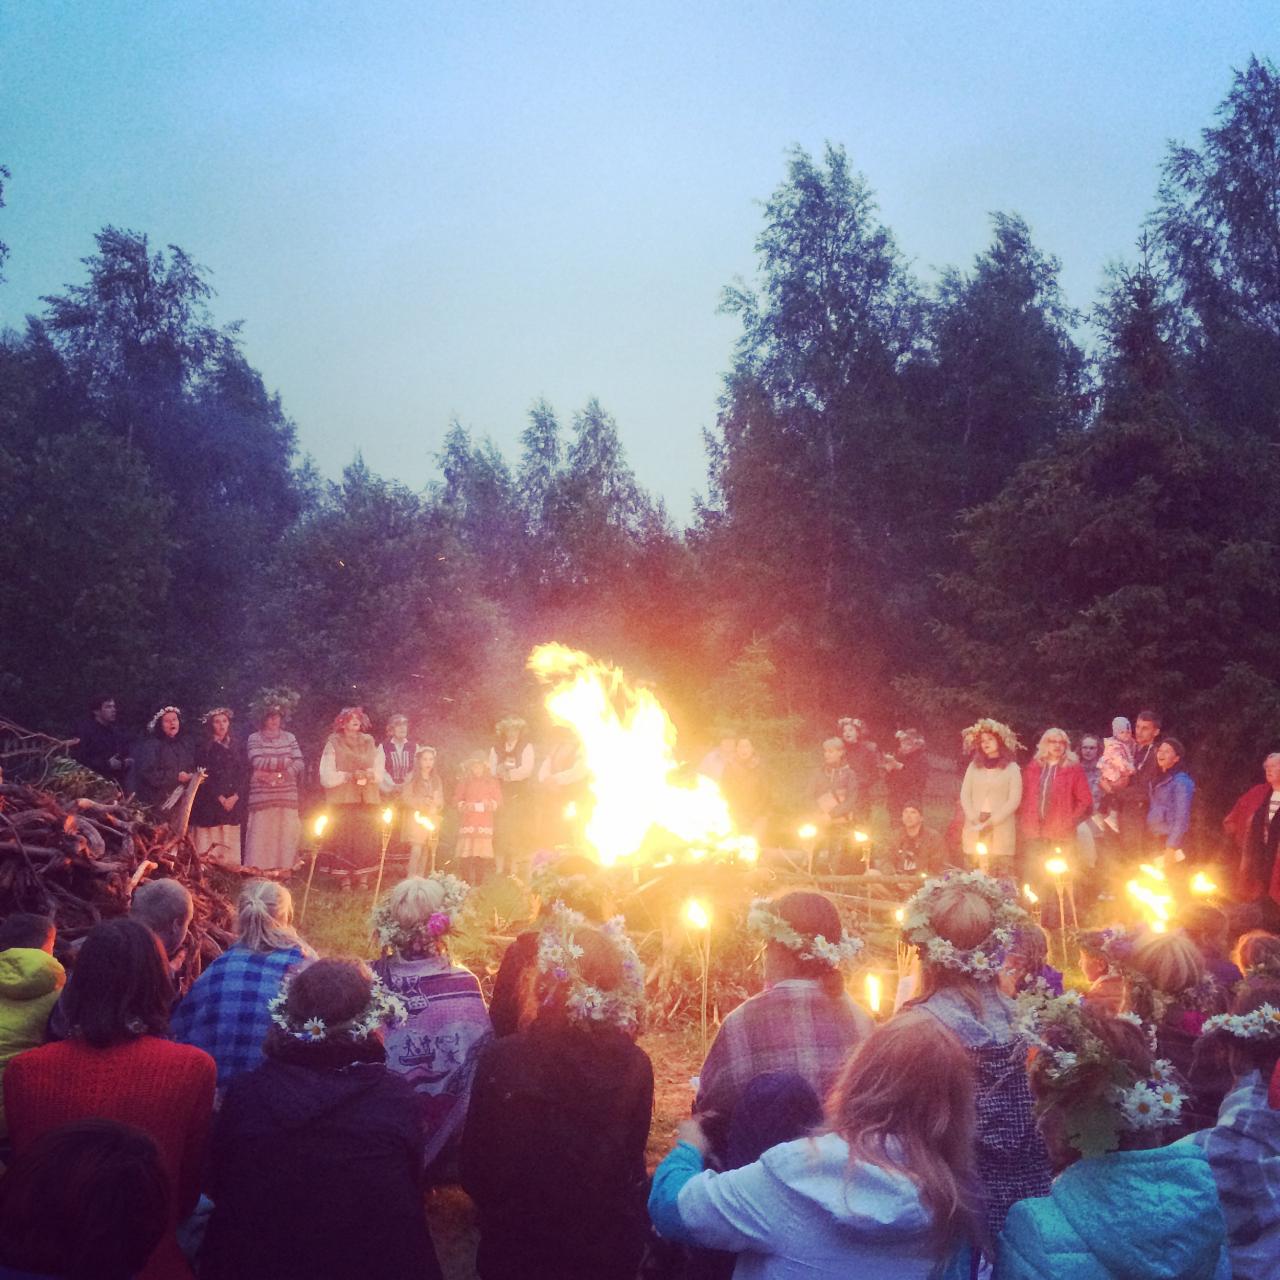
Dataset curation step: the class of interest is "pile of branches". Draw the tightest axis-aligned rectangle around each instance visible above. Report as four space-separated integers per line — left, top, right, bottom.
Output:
0 779 235 988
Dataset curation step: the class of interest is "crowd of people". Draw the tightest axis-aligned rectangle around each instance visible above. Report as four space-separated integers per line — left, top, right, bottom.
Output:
2 859 1279 1279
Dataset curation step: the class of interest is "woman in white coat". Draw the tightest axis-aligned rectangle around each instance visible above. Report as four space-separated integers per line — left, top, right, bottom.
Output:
959 718 1023 875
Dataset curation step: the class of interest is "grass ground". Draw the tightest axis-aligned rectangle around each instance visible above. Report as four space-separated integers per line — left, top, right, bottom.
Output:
299 883 702 1280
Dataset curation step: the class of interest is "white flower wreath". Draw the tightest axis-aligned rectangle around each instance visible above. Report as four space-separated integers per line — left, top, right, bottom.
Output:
1201 1003 1280 1041
371 873 470 955
536 901 645 1033
746 899 864 969
269 973 408 1044
899 869 1027 979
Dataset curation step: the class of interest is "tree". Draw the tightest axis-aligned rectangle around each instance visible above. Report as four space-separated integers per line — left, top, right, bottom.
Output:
1155 56 1280 438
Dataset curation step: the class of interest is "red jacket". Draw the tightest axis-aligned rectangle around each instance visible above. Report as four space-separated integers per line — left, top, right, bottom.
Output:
1019 759 1093 841
4 1035 215 1280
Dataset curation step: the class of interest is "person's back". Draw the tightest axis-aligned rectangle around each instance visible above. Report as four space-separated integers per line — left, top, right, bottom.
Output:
0 916 64 1139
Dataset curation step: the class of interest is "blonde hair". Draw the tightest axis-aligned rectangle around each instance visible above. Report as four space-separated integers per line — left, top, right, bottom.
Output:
1124 930 1204 1021
383 877 446 947
237 881 312 956
1034 727 1078 766
826 1014 983 1256
1234 929 1280 978
907 885 996 1013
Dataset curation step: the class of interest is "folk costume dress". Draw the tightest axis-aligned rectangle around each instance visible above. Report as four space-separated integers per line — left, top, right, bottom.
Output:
455 772 502 881
191 734 248 867
243 728 304 872
319 730 383 879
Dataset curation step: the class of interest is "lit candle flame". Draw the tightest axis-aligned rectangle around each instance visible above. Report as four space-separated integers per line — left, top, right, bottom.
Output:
798 822 818 841
1190 872 1217 896
894 907 905 923
381 807 394 826
1045 857 1069 877
312 814 328 837
683 898 711 930
975 841 988 857
853 830 869 844
1023 883 1039 905
413 811 435 832
865 973 882 1014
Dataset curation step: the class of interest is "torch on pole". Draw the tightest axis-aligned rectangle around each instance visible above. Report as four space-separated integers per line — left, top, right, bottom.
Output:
300 813 329 926
1045 856 1071 969
372 807 395 905
684 898 712 1060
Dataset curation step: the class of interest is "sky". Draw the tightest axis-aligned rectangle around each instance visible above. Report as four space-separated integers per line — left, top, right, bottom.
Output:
1 1 1274 521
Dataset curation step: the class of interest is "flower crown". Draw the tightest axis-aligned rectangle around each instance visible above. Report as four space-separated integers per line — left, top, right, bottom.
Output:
900 870 1027 978
250 687 301 722
961 717 1022 756
747 899 864 969
372 873 470 956
268 973 407 1044
147 705 181 733
1016 985 1187 1156
1201 1003 1280 1042
202 706 234 725
536 902 645 1033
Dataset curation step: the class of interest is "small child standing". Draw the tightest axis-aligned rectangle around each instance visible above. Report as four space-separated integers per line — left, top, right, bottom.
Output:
455 754 502 885
1095 717 1136 832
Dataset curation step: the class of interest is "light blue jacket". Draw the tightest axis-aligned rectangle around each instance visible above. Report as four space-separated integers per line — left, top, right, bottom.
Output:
650 1133 972 1280
1146 768 1194 849
996 1138 1230 1279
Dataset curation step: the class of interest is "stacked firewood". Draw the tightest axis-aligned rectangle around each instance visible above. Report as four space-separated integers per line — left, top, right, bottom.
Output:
0 779 235 987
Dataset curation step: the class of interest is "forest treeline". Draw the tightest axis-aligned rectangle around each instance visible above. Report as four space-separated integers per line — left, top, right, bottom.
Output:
2 57 1278 816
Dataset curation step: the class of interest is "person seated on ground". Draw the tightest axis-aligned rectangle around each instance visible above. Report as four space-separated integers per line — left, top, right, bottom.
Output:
0 1119 169 1280
487 855 610 1038
0 914 64 1143
1190 975 1280 1280
998 921 1063 998
1078 928 1126 1015
900 872 1051 1242
1233 927 1280 980
696 892 870 1164
998 994 1230 1279
884 802 946 876
203 959 441 1280
371 874 491 1174
650 1014 985 1280
3 919 215 1280
170 880 314 1092
1182 903 1244 990
461 905 652 1280
131 879 196 977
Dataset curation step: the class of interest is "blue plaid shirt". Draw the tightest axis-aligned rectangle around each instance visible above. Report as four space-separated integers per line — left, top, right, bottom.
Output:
170 944 306 1086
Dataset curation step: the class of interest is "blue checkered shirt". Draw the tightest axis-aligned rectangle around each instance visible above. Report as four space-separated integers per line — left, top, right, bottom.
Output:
170 944 306 1086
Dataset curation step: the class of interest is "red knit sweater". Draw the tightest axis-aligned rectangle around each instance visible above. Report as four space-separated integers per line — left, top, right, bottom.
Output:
4 1035 216 1280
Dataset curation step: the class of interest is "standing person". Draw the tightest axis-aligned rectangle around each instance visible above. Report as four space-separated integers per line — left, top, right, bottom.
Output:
1019 728 1093 873
455 753 502 885
319 707 385 891
537 725 588 849
885 728 928 816
720 737 769 842
401 746 445 878
243 691 305 874
1147 738 1194 866
129 706 196 811
958 719 1023 875
1079 733 1105 814
1224 752 1280 907
810 738 858 872
202 959 442 1280
649 1015 985 1280
1112 709 1163 856
372 875 492 1173
900 872 1051 1240
838 717 880 825
698 731 737 784
461 905 652 1280
3 919 216 1280
696 892 870 1163
170 881 314 1092
999 993 1229 1279
190 708 247 868
72 694 131 788
379 713 417 795
1192 976 1280 1280
489 716 534 879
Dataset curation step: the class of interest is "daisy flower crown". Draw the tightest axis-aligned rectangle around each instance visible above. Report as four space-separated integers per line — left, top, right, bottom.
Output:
899 870 1028 979
1015 985 1187 1157
372 874 470 956
746 900 864 970
146 705 182 732
1201 1003 1280 1042
536 902 645 1033
268 973 408 1044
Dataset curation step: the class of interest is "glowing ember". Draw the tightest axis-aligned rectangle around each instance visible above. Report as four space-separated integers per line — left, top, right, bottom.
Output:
797 822 818 841
1127 874 1174 932
683 898 711 930
865 973 882 1013
1045 857 1069 877
893 907 905 923
312 814 329 837
528 643 749 866
1139 863 1166 882
1189 872 1217 896
853 830 869 844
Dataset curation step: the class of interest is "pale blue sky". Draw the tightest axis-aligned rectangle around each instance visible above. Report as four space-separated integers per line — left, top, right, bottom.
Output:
1 2 1274 519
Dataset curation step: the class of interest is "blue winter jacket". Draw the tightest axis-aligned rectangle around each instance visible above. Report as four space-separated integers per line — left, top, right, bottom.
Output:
1146 768 1194 850
995 1138 1230 1279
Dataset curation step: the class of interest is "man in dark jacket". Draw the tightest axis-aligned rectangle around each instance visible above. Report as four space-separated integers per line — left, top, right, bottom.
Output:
72 695 131 787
